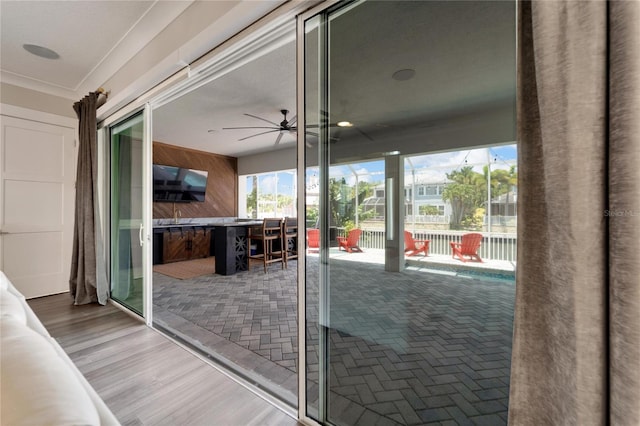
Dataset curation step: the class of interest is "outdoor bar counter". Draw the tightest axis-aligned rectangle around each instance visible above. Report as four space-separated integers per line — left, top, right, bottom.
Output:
211 221 262 275
153 219 262 275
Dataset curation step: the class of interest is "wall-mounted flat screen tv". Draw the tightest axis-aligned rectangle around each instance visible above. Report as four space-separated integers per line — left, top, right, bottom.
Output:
153 164 208 202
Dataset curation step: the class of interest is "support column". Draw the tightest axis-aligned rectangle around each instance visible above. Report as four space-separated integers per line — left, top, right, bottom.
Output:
385 153 404 272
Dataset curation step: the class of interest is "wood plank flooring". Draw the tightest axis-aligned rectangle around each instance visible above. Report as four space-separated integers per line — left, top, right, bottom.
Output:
28 293 299 426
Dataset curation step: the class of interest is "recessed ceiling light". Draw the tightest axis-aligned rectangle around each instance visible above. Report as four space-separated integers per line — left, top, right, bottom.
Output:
337 121 353 127
23 44 60 60
392 68 415 81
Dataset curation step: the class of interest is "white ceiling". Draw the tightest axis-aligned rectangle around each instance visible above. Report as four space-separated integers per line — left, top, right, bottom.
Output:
1 0 516 160
153 39 297 157
0 0 191 99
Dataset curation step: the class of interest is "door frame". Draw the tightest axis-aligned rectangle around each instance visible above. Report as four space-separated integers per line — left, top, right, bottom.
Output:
99 104 153 325
296 2 342 425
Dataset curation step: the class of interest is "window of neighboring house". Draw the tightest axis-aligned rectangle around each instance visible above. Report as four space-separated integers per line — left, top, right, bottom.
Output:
425 185 438 195
419 204 441 215
417 186 425 196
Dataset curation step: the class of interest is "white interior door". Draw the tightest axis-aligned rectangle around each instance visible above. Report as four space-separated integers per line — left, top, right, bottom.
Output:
0 114 76 298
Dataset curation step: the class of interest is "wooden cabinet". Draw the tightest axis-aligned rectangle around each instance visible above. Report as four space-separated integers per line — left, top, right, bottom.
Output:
191 227 211 259
163 229 189 263
162 227 211 263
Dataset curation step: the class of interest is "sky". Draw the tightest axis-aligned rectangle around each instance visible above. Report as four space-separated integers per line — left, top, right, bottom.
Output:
246 170 296 196
329 144 517 186
248 143 517 195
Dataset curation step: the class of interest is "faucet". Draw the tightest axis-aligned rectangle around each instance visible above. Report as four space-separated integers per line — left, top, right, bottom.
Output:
173 203 181 224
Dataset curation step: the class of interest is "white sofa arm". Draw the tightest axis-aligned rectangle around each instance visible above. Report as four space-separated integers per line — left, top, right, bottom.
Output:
1 271 120 425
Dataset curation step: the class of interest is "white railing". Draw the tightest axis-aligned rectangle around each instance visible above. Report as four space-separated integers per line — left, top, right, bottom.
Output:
485 215 517 226
405 215 518 226
406 215 450 224
336 228 517 262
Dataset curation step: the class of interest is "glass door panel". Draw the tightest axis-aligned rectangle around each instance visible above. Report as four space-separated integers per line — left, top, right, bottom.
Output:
303 1 516 424
110 112 145 315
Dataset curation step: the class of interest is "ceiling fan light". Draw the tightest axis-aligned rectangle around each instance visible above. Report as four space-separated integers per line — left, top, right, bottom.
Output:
337 121 353 127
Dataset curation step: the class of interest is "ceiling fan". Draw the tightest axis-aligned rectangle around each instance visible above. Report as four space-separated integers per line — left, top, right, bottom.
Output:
222 109 297 146
222 109 359 147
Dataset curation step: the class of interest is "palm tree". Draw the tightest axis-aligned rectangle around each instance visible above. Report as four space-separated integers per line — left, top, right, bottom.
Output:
247 175 258 218
442 166 484 229
484 165 517 215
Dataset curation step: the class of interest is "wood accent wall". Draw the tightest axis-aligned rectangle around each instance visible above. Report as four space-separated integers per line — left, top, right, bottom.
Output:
153 142 237 219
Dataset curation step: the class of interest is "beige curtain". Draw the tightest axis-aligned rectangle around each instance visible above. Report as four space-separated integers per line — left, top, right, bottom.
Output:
70 93 108 305
510 1 639 424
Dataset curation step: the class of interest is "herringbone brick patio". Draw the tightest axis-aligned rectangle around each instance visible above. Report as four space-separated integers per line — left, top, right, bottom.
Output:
153 255 514 425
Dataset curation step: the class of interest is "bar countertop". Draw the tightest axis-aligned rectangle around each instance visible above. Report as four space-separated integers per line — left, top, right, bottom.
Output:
152 218 262 229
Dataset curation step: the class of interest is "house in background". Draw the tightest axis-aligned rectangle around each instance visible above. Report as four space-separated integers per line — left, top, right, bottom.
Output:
363 180 451 222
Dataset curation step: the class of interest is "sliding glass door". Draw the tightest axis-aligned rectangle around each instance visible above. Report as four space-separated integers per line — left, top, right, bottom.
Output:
110 110 151 316
300 1 516 424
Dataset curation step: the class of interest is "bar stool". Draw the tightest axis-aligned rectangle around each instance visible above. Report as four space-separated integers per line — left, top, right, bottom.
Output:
248 218 284 273
282 217 298 268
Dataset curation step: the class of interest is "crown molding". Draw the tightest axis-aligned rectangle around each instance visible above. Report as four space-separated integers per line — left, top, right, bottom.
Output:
0 71 78 100
0 103 78 128
1 1 194 101
75 0 194 96
98 0 291 122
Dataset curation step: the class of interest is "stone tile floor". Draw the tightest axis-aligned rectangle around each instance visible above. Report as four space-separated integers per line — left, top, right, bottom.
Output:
153 253 515 425
152 264 299 405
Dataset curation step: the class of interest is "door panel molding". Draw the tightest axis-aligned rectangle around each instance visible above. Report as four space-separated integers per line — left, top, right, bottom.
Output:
0 111 76 298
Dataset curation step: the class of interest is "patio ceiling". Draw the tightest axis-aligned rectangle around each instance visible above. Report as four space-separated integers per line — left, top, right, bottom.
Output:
153 1 515 159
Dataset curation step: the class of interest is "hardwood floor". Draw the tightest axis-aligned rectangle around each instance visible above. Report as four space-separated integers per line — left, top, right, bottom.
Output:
28 293 299 426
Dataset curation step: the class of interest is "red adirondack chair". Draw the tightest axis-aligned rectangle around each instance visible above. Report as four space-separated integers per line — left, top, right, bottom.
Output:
307 228 320 253
404 231 429 256
337 229 363 253
450 233 483 262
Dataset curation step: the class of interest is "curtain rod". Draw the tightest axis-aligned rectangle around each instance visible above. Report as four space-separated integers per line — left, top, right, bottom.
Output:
95 87 109 98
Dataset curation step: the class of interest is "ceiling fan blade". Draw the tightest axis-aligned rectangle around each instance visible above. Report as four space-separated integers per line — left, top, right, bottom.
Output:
304 131 339 142
355 127 374 141
238 129 280 141
288 115 297 126
244 113 279 126
304 132 316 148
222 126 277 130
303 123 341 129
274 132 284 146
306 124 366 140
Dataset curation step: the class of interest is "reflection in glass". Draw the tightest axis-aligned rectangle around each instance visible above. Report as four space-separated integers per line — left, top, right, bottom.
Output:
304 1 516 424
110 112 144 314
